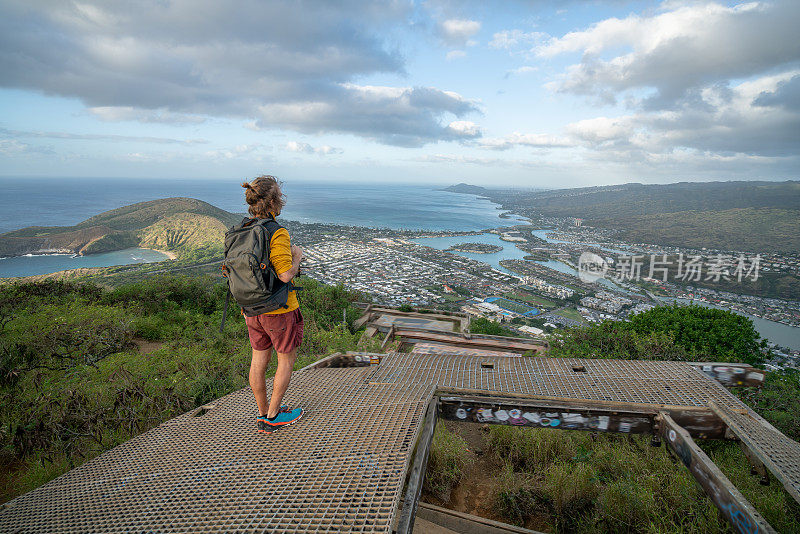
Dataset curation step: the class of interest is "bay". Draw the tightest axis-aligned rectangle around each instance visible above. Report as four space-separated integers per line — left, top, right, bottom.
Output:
410 233 527 275
0 248 169 278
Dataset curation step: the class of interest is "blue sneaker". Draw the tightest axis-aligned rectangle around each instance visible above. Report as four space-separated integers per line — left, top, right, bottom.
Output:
257 407 304 434
256 405 287 430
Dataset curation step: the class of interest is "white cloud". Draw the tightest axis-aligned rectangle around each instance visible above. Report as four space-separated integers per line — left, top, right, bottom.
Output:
0 1 478 146
0 139 54 156
446 50 466 61
413 153 508 166
439 19 481 46
205 143 269 160
536 1 800 107
476 132 574 150
489 30 546 50
446 121 481 137
284 141 343 155
566 71 800 158
252 84 481 147
88 106 206 125
0 127 206 145
504 66 537 78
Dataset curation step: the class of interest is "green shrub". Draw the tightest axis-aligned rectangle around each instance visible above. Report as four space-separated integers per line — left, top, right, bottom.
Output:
492 463 545 526
733 369 800 441
549 304 765 364
489 426 579 470
424 425 471 502
469 317 519 337
543 461 598 517
701 440 800 533
131 315 166 341
0 273 369 504
595 478 657 533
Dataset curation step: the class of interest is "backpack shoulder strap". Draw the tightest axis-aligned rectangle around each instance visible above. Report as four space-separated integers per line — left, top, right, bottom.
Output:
255 216 283 241
253 216 284 264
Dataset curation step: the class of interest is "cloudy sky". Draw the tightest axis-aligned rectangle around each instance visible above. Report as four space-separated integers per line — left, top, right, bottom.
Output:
0 0 797 186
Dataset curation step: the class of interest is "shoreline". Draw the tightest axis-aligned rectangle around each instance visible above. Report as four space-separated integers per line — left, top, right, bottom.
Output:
0 247 177 280
151 249 177 260
0 247 177 261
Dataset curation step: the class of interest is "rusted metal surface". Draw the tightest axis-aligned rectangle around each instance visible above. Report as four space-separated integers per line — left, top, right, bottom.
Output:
411 342 522 358
368 352 746 415
0 367 432 533
1 350 796 533
391 329 546 354
396 398 438 534
372 315 458 334
437 394 729 438
710 401 800 504
354 306 465 334
660 413 776 534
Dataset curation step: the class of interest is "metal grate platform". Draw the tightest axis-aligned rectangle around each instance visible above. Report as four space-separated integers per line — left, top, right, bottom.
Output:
711 402 800 503
1 351 798 533
368 352 744 409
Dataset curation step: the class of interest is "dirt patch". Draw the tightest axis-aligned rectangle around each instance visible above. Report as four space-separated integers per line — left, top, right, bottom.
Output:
133 337 165 354
423 420 552 532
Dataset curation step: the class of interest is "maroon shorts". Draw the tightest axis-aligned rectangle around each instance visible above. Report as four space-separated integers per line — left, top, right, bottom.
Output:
244 309 304 353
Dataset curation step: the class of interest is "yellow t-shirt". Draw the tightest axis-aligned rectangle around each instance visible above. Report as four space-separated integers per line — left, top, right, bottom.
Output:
264 227 299 315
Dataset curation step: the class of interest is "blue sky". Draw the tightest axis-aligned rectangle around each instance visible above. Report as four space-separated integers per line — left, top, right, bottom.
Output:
0 0 797 187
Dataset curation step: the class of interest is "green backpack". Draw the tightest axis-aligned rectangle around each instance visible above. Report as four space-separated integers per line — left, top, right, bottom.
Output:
220 216 298 331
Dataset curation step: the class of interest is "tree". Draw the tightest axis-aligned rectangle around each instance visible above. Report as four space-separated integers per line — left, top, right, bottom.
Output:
549 304 765 364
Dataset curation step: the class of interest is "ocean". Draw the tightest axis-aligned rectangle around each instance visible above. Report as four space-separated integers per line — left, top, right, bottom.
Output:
0 177 524 234
0 177 525 278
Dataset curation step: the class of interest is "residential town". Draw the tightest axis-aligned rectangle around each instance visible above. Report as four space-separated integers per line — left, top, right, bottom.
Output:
293 218 800 369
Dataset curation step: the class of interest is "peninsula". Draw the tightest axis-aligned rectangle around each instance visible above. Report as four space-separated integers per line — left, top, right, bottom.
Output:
445 242 502 254
0 198 241 258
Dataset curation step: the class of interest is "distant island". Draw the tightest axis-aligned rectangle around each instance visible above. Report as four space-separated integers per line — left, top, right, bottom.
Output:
0 198 241 259
441 183 488 195
446 242 502 254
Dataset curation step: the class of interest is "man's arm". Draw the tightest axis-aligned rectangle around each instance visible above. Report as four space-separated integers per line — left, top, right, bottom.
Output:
278 245 302 283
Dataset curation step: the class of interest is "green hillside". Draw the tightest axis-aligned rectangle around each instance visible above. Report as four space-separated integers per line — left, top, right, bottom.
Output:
75 197 240 231
605 207 800 254
138 212 231 251
491 181 800 219
0 198 242 258
464 181 800 254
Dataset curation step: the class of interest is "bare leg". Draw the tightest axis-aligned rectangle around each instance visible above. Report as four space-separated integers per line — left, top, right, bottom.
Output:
249 348 273 416
268 349 297 418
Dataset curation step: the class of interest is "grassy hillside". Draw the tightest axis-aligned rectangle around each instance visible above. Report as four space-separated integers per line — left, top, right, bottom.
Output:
493 181 800 219
600 207 800 254
74 197 241 231
138 212 230 251
0 276 378 504
0 198 242 258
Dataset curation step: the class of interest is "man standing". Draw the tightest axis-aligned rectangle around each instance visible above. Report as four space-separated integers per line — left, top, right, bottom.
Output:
240 175 304 434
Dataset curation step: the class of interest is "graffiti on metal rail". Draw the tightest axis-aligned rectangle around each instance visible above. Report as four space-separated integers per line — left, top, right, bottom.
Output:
722 503 760 534
441 402 651 434
662 415 766 534
693 364 766 387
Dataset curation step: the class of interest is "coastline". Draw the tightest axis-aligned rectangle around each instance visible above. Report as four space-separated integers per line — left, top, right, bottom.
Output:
0 247 175 280
152 249 177 260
